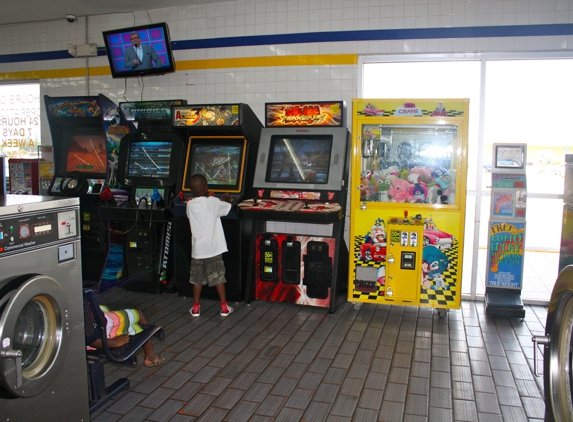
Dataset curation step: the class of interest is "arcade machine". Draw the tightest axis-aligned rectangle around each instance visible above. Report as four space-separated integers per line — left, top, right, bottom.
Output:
348 99 469 317
99 99 186 294
44 94 135 285
239 101 350 314
171 103 263 302
484 143 527 318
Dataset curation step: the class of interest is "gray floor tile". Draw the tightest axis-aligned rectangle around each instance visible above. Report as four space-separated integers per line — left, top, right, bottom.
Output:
91 289 548 422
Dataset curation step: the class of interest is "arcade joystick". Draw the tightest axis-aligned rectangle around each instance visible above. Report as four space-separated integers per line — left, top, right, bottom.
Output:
404 210 409 222
304 200 310 209
179 191 184 201
152 188 165 208
253 197 258 206
99 186 116 205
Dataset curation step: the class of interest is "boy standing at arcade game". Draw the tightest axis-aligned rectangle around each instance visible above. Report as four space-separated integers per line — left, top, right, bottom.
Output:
186 174 234 317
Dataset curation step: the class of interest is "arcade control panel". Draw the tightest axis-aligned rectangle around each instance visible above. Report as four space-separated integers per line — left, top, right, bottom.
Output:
238 198 342 223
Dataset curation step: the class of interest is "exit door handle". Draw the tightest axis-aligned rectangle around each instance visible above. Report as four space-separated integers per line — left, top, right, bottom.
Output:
1 349 23 388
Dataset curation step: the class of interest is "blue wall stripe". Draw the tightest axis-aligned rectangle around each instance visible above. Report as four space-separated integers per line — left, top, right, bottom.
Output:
1 23 572 64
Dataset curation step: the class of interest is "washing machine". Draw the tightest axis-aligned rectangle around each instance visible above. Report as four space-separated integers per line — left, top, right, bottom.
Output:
0 195 89 421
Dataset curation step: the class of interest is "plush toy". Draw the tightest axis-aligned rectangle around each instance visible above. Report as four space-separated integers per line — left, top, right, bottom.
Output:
434 173 452 204
377 179 391 202
410 184 428 203
388 178 413 202
407 172 420 184
360 177 370 201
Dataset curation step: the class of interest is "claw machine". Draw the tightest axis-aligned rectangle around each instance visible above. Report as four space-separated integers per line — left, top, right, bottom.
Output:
349 99 469 316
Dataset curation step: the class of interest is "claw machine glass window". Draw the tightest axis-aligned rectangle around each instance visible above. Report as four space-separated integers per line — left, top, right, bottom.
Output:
359 123 460 206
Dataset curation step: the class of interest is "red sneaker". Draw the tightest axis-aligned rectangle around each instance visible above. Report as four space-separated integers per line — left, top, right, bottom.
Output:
190 303 200 317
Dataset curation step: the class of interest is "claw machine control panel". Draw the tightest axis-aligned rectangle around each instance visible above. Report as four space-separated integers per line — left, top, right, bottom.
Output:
349 99 469 315
485 143 527 318
385 213 424 303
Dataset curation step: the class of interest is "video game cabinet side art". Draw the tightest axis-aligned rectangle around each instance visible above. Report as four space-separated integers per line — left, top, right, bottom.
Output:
348 99 469 314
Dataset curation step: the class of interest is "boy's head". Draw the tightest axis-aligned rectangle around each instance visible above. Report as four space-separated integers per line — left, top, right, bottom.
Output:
190 174 209 197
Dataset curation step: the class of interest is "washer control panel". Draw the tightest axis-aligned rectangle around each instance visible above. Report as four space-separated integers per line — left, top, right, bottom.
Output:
0 209 79 255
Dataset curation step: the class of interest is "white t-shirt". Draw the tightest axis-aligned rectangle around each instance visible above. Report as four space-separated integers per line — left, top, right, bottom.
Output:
186 196 231 259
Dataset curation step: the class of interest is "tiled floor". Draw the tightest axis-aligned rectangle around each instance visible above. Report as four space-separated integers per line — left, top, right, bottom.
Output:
90 288 548 422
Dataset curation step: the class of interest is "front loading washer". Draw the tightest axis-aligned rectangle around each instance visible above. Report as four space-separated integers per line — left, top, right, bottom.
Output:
0 195 89 421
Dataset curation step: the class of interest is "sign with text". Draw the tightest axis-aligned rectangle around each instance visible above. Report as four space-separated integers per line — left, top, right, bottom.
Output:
0 83 41 158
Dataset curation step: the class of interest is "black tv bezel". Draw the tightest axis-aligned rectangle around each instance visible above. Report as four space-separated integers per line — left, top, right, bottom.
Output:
182 136 248 194
102 22 176 79
117 132 183 187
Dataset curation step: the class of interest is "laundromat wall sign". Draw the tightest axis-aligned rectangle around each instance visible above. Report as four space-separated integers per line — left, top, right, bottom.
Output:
0 83 41 158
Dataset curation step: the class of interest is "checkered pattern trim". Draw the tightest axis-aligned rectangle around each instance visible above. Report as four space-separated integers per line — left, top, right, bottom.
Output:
350 236 460 309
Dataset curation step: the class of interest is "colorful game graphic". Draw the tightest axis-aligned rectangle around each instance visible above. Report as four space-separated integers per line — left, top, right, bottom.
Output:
353 216 459 307
189 144 241 186
173 105 239 127
267 136 331 184
65 134 107 173
99 94 135 188
266 102 344 126
487 221 525 289
255 233 336 308
47 98 101 118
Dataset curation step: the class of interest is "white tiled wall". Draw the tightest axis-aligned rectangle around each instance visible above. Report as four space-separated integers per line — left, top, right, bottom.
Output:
1 0 572 242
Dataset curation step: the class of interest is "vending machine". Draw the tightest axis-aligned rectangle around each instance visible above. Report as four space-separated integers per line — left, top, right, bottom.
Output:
484 143 527 318
349 99 469 316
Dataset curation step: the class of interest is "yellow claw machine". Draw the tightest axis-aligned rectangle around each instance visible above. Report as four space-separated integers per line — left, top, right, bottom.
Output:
349 99 469 316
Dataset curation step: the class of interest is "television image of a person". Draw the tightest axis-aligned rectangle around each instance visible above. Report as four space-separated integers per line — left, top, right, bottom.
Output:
124 32 162 70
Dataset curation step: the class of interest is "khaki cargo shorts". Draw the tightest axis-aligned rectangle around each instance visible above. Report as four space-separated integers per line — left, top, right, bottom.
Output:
189 254 227 287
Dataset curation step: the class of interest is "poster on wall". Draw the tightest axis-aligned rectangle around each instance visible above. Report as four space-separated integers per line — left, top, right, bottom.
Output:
0 83 41 159
486 221 525 289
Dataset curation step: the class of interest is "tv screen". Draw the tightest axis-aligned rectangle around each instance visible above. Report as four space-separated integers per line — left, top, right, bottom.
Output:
265 135 332 184
252 127 349 192
117 132 184 187
102 22 175 78
494 144 526 170
134 187 166 209
64 133 108 174
127 141 172 178
182 137 247 194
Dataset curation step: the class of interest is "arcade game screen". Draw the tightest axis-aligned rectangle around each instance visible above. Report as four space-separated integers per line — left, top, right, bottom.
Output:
127 141 172 179
265 135 332 184
65 134 107 173
184 137 247 192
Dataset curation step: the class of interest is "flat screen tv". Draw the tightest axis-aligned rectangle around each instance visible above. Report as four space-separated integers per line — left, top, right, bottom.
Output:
493 143 526 172
252 127 349 192
102 22 176 78
182 137 247 194
117 132 183 187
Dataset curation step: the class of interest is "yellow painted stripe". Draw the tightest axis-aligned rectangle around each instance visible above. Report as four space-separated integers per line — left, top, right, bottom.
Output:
0 54 358 81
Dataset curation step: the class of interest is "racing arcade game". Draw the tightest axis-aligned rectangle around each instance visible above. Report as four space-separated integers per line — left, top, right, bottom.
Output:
172 104 263 302
100 100 186 294
239 101 350 314
44 94 135 285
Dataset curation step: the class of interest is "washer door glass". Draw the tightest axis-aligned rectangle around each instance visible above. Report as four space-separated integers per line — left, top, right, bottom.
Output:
0 275 70 398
